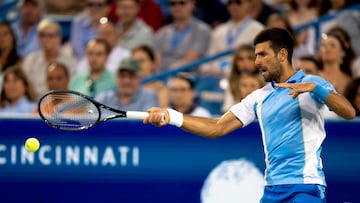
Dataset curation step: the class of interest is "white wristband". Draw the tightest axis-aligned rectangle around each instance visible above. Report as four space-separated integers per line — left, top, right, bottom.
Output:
167 109 184 127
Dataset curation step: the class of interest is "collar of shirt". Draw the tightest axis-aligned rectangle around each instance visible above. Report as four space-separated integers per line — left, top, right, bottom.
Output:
271 70 305 89
3 97 33 110
117 19 144 39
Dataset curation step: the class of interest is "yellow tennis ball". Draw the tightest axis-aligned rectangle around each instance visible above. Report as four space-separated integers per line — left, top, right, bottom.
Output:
25 138 40 152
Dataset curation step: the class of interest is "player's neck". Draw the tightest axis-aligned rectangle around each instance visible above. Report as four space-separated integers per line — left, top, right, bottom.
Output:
278 65 295 83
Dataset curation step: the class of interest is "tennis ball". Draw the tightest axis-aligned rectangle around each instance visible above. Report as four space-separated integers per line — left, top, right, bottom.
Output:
25 138 40 152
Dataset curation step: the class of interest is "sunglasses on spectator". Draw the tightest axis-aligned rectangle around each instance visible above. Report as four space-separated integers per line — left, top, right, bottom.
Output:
169 0 187 7
227 0 242 5
87 2 106 7
38 32 58 38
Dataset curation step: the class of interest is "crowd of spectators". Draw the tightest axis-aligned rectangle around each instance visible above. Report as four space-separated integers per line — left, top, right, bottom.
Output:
0 0 359 118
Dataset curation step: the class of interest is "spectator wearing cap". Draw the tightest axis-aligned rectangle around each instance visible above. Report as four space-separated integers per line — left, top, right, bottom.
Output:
69 39 116 97
95 58 158 112
11 0 44 58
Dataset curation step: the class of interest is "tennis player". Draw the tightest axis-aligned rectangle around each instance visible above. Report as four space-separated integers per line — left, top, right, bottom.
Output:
144 28 356 202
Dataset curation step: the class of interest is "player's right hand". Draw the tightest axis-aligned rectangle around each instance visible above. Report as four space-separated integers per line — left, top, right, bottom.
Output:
144 107 169 127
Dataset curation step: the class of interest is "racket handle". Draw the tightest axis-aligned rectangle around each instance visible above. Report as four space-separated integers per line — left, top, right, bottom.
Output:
126 111 149 120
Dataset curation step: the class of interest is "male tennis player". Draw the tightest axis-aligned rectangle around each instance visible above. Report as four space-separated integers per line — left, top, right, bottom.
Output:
144 28 356 202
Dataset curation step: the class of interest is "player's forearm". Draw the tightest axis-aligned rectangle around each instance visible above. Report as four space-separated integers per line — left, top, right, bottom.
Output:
325 92 356 120
180 115 225 138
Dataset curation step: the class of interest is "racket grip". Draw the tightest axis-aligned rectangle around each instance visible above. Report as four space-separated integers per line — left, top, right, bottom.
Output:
126 111 149 120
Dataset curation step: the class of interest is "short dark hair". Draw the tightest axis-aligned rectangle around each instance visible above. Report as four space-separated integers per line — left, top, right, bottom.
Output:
298 55 322 70
47 62 70 78
132 45 155 62
90 38 111 55
253 28 294 64
171 72 195 90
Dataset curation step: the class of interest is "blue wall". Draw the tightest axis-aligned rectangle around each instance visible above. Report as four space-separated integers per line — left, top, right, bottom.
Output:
0 118 359 203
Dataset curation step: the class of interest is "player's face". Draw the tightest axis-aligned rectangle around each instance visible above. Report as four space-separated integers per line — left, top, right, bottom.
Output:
255 41 282 82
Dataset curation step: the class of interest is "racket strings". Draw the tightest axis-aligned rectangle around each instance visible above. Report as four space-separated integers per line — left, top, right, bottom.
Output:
39 93 99 130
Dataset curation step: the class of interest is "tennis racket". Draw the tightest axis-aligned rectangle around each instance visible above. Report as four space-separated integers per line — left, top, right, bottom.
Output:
38 90 150 131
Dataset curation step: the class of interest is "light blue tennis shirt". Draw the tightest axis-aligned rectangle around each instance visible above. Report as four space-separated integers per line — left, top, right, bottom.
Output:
230 70 336 186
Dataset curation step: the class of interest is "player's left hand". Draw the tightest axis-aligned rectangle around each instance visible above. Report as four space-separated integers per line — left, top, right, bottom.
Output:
276 82 316 99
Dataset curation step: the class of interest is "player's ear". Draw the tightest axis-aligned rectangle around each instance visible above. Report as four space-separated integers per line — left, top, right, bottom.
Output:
277 48 288 63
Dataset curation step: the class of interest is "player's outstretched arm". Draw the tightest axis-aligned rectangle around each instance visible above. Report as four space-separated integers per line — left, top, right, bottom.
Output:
276 82 356 120
144 107 243 138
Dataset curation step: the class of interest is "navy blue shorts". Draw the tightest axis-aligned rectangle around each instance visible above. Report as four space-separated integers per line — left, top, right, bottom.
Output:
260 184 326 203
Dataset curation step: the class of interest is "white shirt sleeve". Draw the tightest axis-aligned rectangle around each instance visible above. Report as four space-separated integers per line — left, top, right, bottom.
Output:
230 89 259 127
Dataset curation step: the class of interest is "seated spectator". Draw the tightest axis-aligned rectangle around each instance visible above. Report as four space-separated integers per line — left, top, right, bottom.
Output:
222 46 265 112
116 0 155 50
69 39 116 97
77 20 130 74
0 67 36 114
202 0 263 75
95 58 158 111
108 0 164 31
248 0 279 25
326 26 358 78
318 30 353 95
23 19 77 99
132 45 169 107
155 0 211 71
46 62 70 90
294 55 322 75
11 0 43 58
70 0 112 59
0 22 22 73
345 78 360 117
167 73 212 117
